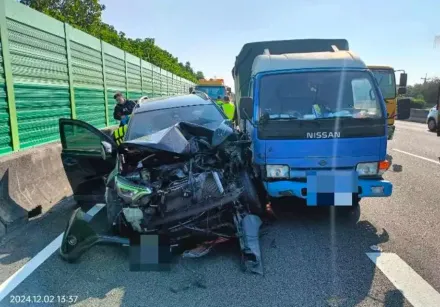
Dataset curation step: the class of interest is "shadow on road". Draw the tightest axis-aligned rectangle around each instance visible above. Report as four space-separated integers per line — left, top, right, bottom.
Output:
1 197 399 307
1 196 403 307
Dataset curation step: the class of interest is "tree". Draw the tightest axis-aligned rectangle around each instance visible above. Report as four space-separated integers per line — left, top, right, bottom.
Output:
20 0 105 33
20 0 203 82
195 71 205 79
407 78 440 106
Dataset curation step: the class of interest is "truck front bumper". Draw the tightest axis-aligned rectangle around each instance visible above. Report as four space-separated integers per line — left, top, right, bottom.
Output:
264 178 393 199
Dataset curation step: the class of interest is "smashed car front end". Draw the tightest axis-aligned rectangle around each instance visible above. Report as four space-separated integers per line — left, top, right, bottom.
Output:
60 121 265 274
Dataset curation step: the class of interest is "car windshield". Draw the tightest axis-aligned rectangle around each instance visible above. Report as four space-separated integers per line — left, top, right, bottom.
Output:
258 70 384 121
371 69 396 100
194 86 226 100
126 104 225 140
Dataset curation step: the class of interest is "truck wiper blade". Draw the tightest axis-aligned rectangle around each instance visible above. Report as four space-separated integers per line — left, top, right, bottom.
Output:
268 116 299 120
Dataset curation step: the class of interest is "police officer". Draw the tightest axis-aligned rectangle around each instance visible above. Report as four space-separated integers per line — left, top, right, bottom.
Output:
113 92 136 127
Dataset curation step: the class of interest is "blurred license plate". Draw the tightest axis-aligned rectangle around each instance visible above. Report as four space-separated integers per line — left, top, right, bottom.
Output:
306 170 358 206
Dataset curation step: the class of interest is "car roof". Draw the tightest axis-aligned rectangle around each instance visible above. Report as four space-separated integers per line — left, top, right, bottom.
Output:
133 94 214 114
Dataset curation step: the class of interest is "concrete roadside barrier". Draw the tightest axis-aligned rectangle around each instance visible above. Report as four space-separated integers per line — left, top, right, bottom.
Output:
0 125 117 238
406 108 429 124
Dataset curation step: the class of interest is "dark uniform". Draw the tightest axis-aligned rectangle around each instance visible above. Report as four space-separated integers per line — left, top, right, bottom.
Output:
113 99 136 122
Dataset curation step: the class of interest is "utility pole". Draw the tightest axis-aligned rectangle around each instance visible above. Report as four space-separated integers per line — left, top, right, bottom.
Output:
421 73 429 84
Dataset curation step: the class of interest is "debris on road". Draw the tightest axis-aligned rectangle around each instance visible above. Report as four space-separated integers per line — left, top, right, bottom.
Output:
370 245 382 252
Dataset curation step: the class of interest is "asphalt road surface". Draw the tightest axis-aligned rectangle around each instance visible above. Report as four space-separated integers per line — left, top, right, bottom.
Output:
1 120 439 307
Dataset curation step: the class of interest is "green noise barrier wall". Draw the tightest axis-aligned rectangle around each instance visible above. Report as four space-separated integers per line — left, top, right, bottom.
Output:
0 0 195 156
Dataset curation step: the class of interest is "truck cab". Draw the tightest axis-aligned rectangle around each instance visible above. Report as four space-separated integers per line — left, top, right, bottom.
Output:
368 65 407 140
193 78 231 101
236 48 392 205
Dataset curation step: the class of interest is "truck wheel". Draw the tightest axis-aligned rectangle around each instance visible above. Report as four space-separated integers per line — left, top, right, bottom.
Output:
240 171 264 215
428 118 436 132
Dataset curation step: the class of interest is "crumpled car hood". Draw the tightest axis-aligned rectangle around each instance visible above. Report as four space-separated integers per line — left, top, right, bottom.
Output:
119 120 236 156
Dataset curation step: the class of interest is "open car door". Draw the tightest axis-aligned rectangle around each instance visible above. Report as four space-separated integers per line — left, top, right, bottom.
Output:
59 119 117 204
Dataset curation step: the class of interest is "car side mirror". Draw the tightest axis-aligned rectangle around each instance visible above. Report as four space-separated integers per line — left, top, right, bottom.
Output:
189 87 193 94
101 141 113 160
240 97 254 121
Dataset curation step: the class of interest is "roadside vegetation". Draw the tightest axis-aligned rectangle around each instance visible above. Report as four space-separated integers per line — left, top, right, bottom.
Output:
20 0 205 83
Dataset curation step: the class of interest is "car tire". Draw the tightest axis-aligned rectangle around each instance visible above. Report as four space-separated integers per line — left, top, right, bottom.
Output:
240 171 264 215
428 118 437 132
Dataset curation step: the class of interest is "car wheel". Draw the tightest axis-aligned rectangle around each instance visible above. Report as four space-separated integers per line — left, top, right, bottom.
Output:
428 118 437 132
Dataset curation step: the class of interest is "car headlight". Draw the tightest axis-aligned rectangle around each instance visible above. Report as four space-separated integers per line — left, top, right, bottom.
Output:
115 175 152 204
266 165 290 179
356 161 390 177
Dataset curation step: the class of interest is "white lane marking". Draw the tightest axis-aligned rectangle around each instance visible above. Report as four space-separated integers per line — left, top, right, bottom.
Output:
0 203 106 302
392 148 440 165
367 252 440 307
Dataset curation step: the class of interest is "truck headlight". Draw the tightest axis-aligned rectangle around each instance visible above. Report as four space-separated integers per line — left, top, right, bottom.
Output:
115 175 152 203
266 165 290 179
356 161 390 177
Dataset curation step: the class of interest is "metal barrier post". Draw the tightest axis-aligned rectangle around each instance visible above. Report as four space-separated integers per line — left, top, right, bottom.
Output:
0 3 19 151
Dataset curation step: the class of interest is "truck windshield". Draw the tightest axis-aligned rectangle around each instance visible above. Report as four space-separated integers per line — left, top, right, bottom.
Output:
258 71 384 121
195 86 226 100
370 69 396 100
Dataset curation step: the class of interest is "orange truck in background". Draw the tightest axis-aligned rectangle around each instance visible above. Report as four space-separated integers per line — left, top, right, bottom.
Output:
368 65 407 140
191 78 233 102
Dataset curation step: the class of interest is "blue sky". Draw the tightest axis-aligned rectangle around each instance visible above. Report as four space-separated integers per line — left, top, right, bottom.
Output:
101 0 440 87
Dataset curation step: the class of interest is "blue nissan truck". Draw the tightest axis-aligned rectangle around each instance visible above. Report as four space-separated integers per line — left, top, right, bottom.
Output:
232 39 394 208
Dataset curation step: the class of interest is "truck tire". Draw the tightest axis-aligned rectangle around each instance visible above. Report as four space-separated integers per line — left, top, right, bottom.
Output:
240 171 264 215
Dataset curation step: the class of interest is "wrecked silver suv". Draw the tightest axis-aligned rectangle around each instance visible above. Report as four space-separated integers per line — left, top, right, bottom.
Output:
58 95 264 274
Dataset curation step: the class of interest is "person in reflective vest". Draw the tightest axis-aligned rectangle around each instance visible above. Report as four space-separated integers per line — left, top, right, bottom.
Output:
216 96 235 121
113 124 128 146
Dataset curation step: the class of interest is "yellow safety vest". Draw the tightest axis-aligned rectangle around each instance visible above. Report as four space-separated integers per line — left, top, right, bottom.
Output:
216 101 235 121
113 125 128 145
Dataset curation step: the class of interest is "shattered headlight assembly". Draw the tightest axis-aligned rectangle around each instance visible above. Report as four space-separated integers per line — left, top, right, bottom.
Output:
266 165 290 179
115 175 152 204
356 161 390 177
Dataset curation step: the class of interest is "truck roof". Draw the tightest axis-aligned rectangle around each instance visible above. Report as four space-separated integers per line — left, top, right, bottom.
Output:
231 39 349 99
367 65 394 70
252 50 366 76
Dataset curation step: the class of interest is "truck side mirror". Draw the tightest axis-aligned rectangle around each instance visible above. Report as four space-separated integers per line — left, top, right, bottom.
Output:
397 87 407 95
399 73 408 87
239 97 254 120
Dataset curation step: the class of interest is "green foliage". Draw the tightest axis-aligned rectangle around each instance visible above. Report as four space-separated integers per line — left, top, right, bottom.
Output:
409 98 426 109
407 78 440 105
195 71 205 79
20 0 202 82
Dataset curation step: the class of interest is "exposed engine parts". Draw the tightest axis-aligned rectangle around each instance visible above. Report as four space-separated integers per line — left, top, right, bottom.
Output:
60 121 264 274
